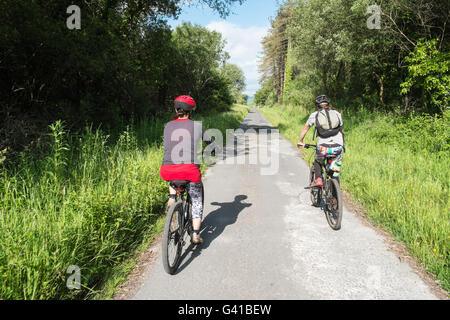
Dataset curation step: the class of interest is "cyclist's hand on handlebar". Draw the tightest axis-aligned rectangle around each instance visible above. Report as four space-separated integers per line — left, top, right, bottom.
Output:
297 141 305 148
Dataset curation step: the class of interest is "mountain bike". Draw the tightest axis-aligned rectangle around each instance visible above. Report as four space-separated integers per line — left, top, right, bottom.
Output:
298 144 343 230
161 180 204 275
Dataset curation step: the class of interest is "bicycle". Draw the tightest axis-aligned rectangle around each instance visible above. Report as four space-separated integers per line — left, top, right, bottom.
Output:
161 180 204 275
298 143 343 230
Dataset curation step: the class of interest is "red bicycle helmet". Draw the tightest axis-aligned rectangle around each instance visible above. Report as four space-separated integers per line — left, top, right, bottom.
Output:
174 95 196 112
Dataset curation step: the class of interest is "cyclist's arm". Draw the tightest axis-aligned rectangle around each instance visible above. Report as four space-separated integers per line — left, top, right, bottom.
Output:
297 123 311 148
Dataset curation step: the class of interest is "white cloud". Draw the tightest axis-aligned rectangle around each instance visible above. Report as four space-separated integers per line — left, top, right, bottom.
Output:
206 21 268 96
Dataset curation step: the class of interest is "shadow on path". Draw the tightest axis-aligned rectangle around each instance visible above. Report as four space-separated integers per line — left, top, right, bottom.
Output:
175 195 252 274
201 195 252 249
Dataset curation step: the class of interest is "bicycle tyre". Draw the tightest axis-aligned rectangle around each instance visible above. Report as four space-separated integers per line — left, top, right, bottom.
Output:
162 201 184 274
309 167 321 207
325 178 343 230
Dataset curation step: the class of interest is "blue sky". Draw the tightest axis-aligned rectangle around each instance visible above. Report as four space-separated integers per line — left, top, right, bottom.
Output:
168 0 281 96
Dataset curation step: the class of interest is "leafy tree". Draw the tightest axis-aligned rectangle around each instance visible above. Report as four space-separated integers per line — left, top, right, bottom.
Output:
239 94 249 105
257 0 449 114
220 63 246 102
0 0 246 152
401 39 450 113
170 22 231 110
254 78 275 106
258 2 293 103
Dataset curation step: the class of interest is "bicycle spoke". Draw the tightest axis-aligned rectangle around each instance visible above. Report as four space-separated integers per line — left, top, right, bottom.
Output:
167 228 179 264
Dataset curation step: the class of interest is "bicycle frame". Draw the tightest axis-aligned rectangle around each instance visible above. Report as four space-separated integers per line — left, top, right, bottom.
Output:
300 143 343 230
171 184 192 237
163 181 201 274
317 158 335 210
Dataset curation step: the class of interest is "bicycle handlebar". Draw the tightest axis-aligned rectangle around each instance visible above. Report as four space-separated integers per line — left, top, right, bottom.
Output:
297 143 317 149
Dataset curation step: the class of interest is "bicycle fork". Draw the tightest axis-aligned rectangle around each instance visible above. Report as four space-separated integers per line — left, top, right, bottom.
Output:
319 185 327 211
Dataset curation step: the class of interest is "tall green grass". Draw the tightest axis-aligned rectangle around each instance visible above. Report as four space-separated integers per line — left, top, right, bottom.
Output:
0 104 249 299
260 104 449 292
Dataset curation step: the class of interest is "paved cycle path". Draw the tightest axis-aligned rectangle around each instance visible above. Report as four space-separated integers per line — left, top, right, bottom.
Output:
133 108 438 300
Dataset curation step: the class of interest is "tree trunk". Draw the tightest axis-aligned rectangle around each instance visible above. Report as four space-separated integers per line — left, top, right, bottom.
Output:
373 72 384 104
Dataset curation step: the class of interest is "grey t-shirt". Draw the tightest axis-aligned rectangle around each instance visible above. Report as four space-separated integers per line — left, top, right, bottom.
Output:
307 109 343 146
162 119 215 166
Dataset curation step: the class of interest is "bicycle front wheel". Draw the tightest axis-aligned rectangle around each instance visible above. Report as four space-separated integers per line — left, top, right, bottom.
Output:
325 178 343 230
162 201 184 274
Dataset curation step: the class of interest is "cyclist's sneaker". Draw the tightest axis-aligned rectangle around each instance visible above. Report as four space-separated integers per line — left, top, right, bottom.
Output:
310 177 323 187
192 233 203 245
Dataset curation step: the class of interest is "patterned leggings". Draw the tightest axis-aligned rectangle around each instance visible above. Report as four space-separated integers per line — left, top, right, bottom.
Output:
314 145 343 179
169 182 203 220
187 182 203 221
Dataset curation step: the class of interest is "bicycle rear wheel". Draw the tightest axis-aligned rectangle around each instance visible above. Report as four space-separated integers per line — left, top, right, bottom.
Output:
325 178 343 230
309 167 321 207
162 201 184 274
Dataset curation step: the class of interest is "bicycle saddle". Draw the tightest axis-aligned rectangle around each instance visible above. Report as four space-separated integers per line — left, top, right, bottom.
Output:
170 180 189 188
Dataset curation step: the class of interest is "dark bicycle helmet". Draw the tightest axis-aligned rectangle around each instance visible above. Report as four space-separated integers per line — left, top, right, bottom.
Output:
315 94 330 106
174 95 196 112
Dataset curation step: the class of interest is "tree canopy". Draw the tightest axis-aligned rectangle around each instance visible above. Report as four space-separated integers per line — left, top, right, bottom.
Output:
0 0 245 152
220 63 246 103
255 0 449 114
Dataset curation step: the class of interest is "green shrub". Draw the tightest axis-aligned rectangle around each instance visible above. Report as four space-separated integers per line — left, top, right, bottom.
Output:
401 39 450 114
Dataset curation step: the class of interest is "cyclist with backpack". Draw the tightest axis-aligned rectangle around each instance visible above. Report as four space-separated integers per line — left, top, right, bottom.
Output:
159 95 216 245
297 94 344 187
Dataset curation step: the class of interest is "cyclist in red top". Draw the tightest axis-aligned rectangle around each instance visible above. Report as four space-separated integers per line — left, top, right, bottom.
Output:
160 95 216 244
